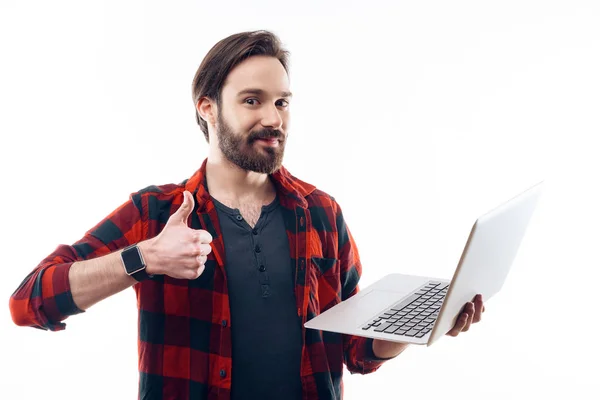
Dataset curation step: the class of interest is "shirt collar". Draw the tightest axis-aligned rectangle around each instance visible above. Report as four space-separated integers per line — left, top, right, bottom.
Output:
184 158 316 211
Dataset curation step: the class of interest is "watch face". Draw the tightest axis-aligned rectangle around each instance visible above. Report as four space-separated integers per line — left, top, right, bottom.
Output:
122 246 144 274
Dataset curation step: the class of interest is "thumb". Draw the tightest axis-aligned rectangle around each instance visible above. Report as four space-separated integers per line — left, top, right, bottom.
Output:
169 190 194 225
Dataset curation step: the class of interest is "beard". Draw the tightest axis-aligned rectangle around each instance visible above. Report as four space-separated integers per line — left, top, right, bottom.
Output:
215 112 286 174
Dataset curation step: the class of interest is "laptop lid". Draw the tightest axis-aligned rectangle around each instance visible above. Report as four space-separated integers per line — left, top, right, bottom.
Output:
427 182 544 345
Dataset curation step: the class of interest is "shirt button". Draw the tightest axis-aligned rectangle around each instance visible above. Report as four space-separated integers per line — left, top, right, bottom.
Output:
220 369 227 378
254 245 261 253
259 265 266 272
252 228 258 235
221 319 227 327
236 215 243 221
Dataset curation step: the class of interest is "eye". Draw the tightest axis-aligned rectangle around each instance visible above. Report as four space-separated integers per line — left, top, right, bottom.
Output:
276 99 289 108
244 98 259 106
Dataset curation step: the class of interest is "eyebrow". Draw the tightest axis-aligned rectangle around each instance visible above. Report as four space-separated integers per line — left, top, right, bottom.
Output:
236 88 293 98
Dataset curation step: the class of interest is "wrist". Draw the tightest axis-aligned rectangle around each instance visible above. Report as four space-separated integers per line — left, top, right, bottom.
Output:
372 339 410 359
137 239 161 276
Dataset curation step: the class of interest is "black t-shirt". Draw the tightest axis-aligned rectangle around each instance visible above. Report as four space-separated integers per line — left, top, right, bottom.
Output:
213 196 303 400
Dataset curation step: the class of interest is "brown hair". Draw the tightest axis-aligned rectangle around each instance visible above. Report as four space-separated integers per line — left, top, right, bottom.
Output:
191 30 290 142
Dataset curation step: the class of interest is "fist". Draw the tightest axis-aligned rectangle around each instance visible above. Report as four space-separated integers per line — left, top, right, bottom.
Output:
143 190 213 279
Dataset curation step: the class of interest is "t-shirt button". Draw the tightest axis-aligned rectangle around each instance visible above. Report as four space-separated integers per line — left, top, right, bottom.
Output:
236 215 243 221
221 319 227 327
259 265 266 272
220 369 227 378
252 228 258 235
254 245 261 253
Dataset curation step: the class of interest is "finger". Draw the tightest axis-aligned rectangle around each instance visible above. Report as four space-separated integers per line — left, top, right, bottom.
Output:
196 229 213 244
199 243 212 256
196 254 208 267
169 191 194 225
462 303 475 332
473 294 484 323
189 243 212 257
447 312 468 337
187 264 205 280
450 313 468 336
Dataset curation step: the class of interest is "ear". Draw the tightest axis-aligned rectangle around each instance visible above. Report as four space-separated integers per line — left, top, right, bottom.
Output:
196 97 217 126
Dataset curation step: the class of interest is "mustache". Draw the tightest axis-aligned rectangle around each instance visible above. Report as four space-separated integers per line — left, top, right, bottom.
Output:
248 129 284 142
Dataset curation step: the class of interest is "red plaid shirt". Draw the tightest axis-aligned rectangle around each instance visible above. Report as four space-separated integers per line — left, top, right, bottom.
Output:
10 159 388 399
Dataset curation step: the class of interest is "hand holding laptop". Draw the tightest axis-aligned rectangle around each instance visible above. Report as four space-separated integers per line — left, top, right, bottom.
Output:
446 293 485 337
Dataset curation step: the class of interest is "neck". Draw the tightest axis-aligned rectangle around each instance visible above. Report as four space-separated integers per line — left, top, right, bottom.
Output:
206 152 276 203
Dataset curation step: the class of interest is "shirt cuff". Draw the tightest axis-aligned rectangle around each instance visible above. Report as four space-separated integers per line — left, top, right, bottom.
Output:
39 262 85 330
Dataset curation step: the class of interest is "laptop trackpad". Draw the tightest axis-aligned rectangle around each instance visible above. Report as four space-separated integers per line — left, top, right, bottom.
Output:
355 289 408 314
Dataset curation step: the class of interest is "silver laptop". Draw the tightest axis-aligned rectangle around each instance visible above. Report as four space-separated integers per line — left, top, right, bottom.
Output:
305 182 543 346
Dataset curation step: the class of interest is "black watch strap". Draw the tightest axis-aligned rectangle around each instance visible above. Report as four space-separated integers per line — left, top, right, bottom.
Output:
131 268 152 282
121 244 153 282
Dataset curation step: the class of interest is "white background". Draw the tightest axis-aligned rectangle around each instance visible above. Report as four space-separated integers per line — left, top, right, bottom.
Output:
1 0 599 399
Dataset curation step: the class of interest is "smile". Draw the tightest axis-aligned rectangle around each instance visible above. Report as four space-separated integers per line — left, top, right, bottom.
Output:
256 138 280 147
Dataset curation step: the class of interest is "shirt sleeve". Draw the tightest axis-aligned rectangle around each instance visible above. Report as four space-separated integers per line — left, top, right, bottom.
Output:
334 202 393 374
9 192 146 331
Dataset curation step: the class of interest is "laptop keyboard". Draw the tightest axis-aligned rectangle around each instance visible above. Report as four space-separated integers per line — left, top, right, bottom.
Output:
361 281 449 338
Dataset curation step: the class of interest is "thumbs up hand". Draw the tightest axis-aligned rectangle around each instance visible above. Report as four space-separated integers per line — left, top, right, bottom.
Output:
140 190 213 279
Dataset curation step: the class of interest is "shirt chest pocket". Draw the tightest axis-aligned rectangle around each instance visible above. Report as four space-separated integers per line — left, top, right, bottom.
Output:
309 257 342 313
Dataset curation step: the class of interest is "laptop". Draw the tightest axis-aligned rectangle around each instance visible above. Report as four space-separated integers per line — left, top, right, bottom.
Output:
305 182 543 346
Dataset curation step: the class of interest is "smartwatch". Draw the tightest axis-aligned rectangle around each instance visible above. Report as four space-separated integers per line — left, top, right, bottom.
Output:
121 244 153 281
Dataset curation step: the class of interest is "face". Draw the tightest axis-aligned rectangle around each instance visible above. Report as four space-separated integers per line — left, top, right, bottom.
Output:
214 56 291 174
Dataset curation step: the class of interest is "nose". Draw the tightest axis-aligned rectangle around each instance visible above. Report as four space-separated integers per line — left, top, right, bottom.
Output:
261 104 283 130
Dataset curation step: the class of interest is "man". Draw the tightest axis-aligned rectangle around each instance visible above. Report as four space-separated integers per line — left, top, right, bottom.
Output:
9 30 484 399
